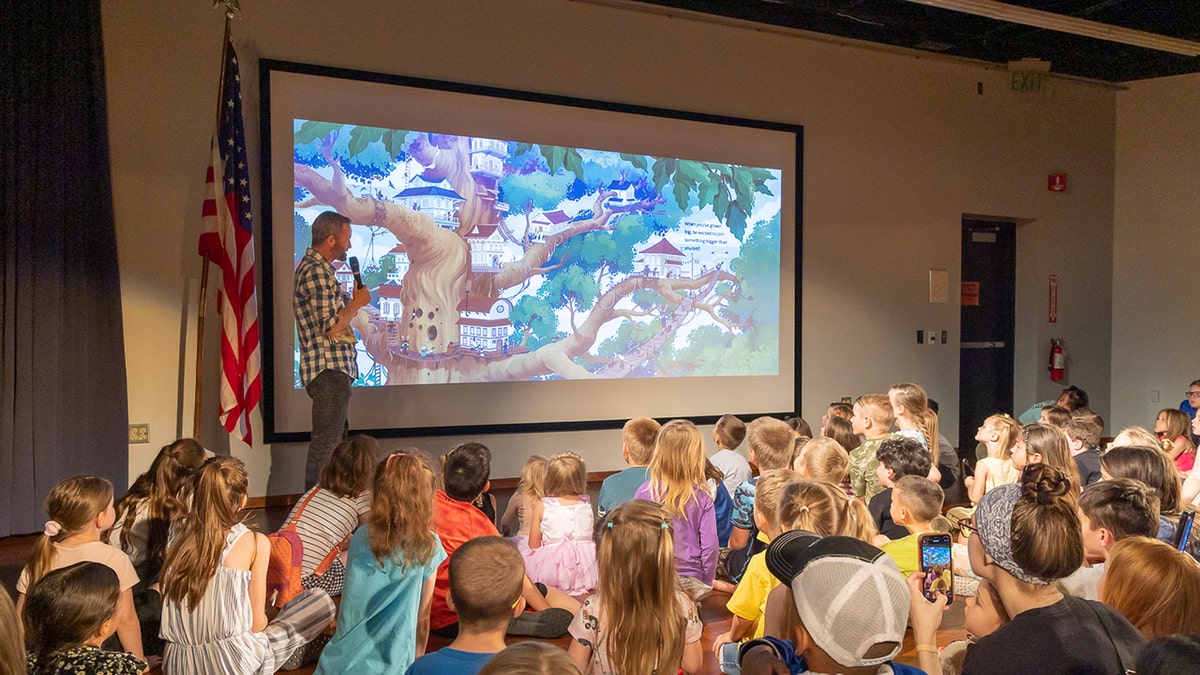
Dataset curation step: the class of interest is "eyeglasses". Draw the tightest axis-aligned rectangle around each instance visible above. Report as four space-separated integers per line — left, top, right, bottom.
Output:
958 519 980 539
1187 391 1200 398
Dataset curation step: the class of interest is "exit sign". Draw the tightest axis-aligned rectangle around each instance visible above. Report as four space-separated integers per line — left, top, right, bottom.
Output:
1011 71 1047 92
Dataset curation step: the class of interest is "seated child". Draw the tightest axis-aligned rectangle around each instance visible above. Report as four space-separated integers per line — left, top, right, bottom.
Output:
706 459 735 547
499 454 548 551
711 414 753 496
524 452 599 596
430 442 578 638
869 437 932 542
1060 478 1160 600
723 416 797 585
848 394 897 501
407 537 528 675
634 420 719 600
315 451 446 674
948 414 1020 533
779 479 877 543
24 562 147 675
713 469 800 674
568 500 703 675
736 532 921 675
16 476 146 663
283 435 376 597
1100 536 1200 639
881 475 946 578
1065 417 1103 487
597 417 660 518
793 437 851 496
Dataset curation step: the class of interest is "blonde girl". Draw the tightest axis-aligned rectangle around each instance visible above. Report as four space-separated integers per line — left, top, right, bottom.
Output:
633 419 719 599
889 382 942 482
777 479 877 542
24 562 146 675
315 451 446 673
501 454 549 547
16 476 145 663
159 457 335 674
524 452 599 596
283 434 377 597
567 500 703 675
1013 423 1082 501
792 437 851 492
964 414 1022 505
1154 408 1196 473
108 438 207 582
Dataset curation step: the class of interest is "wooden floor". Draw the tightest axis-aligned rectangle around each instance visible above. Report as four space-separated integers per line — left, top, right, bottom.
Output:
1 501 965 675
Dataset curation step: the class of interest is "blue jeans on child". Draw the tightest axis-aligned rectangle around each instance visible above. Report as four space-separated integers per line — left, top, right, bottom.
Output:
720 641 741 675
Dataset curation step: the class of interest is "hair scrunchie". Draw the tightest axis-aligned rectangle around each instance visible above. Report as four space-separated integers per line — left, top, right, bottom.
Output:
43 520 62 537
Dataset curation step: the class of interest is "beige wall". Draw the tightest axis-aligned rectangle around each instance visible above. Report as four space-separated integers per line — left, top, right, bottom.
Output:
103 0 1120 495
1112 72 1200 433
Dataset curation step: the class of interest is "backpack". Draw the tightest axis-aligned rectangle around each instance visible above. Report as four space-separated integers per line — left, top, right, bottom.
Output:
265 488 346 608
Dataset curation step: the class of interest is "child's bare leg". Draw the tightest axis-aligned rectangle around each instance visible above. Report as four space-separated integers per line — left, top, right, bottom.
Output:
542 585 581 614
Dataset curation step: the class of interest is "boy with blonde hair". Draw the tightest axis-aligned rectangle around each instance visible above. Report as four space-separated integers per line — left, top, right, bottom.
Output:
880 475 945 577
598 417 661 517
849 394 896 500
721 416 796 585
711 414 752 496
713 469 802 673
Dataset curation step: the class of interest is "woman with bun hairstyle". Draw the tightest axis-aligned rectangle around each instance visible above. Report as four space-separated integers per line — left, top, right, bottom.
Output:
909 464 1144 675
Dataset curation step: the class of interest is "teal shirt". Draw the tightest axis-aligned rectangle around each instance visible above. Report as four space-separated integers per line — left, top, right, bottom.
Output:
315 527 446 674
598 466 650 517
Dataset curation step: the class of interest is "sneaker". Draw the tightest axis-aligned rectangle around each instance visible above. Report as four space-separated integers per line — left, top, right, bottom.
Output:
507 607 574 638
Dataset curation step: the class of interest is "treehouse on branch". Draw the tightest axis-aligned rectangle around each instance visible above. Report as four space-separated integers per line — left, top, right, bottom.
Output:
456 294 514 353
635 238 687 279
393 179 465 231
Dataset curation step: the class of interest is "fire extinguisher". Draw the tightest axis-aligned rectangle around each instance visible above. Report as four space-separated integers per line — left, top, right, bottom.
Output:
1048 339 1065 382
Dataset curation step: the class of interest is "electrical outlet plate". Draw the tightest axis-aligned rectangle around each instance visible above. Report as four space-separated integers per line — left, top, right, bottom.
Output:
129 424 150 444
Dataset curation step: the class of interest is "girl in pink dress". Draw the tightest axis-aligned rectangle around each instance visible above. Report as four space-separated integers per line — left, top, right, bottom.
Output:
523 452 598 596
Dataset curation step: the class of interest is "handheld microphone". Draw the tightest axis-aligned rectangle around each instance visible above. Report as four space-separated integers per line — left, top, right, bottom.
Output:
348 256 364 289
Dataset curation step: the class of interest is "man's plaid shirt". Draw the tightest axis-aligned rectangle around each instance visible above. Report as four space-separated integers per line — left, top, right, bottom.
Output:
294 248 358 386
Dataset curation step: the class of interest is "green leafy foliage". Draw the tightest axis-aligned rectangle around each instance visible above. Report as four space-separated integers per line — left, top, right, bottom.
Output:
361 255 396 289
510 295 559 350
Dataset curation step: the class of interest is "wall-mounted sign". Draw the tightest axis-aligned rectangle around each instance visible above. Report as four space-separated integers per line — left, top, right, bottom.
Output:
962 281 980 307
1049 274 1058 323
1048 174 1067 192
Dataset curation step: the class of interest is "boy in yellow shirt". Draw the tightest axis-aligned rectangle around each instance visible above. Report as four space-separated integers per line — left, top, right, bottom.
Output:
712 469 801 673
880 475 944 578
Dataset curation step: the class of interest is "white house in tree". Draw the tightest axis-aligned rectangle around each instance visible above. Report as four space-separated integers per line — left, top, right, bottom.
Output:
527 209 571 242
456 295 514 352
635 238 686 279
376 283 404 321
393 178 465 231
331 260 355 294
465 224 510 270
384 244 410 282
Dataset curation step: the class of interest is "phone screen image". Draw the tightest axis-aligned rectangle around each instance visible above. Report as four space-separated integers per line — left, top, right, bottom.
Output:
919 533 954 604
1176 510 1195 552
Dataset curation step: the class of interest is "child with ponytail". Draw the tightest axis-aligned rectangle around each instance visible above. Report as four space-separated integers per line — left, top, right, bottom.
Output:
315 450 446 673
524 452 600 596
108 438 207 582
16 476 146 663
568 500 703 675
889 382 943 482
159 457 335 674
777 478 878 543
634 419 719 600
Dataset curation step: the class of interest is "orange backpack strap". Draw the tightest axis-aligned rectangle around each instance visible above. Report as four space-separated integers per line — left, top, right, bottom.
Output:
313 532 352 576
282 487 321 532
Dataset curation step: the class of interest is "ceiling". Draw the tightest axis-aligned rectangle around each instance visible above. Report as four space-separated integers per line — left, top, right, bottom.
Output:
634 0 1200 83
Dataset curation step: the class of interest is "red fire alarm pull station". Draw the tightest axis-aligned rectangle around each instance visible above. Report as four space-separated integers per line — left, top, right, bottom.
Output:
1048 174 1067 192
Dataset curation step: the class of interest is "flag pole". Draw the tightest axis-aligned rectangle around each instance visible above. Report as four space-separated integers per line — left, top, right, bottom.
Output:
194 7 235 440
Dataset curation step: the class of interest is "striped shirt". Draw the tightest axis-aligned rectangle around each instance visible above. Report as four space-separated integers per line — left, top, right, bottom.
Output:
285 486 371 576
293 248 357 387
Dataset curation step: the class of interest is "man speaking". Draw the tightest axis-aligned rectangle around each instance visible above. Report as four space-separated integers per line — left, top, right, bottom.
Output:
294 211 371 488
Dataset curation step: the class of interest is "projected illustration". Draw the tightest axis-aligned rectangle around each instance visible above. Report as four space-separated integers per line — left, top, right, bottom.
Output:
292 121 781 386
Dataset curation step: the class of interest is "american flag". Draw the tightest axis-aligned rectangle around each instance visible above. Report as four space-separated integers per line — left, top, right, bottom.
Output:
199 42 260 445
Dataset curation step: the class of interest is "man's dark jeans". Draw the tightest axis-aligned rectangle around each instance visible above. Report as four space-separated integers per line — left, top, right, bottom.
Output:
305 369 351 489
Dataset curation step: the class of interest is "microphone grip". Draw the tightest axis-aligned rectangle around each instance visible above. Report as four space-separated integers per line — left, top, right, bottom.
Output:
348 256 365 289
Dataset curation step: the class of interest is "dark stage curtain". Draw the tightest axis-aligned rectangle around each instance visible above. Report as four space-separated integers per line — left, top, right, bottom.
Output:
1 1 129 536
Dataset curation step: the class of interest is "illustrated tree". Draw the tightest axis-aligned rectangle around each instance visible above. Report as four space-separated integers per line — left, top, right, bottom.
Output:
293 123 776 384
